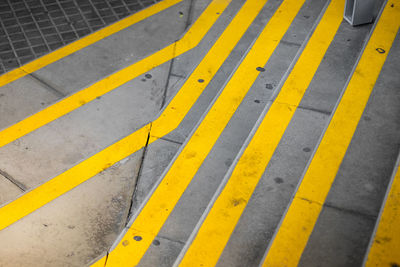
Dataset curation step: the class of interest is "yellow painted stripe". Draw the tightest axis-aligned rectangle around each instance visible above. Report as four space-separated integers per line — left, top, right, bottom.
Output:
0 0 224 149
263 1 400 266
366 159 400 266
101 0 288 265
0 0 182 87
0 0 232 231
177 0 344 266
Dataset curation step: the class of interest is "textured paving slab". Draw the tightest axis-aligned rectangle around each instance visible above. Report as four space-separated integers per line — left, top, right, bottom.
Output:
0 0 161 74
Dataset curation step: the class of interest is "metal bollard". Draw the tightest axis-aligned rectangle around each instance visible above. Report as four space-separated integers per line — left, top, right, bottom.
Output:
344 0 375 26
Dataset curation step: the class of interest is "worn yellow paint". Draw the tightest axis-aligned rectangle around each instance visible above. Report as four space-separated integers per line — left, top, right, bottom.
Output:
101 0 290 265
0 0 182 87
366 161 400 267
0 0 225 148
177 0 344 266
263 1 400 266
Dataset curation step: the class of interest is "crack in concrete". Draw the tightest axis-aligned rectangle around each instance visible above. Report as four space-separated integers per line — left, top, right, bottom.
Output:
297 196 321 205
169 73 187 79
29 73 66 98
112 2 197 263
280 39 302 47
160 42 178 110
0 168 27 191
160 0 195 110
324 202 377 221
156 234 186 245
296 197 377 221
297 105 332 115
159 136 184 145
269 100 332 116
182 0 195 32
126 123 153 223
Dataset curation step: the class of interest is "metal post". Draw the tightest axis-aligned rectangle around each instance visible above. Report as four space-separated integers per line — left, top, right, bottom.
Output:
344 0 375 26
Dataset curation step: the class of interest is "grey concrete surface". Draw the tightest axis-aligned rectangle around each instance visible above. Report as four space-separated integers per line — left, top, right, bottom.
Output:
33 0 191 96
300 206 376 267
0 0 398 265
300 21 371 114
0 1 190 136
126 0 272 219
0 1 194 266
0 0 193 196
214 8 373 267
0 62 170 189
0 151 143 267
139 0 329 265
216 109 329 267
0 173 23 205
0 0 223 195
299 31 400 267
164 0 283 141
130 138 182 215
0 75 60 130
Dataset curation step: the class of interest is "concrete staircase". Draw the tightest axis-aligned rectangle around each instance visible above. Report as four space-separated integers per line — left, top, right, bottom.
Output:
0 0 399 266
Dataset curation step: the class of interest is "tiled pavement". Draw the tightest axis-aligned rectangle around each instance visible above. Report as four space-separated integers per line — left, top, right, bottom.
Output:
0 0 160 74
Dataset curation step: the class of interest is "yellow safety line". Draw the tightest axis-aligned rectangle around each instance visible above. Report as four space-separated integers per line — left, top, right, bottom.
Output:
263 1 400 266
176 0 343 266
101 0 279 265
0 0 234 234
365 159 400 266
0 0 224 149
0 0 182 87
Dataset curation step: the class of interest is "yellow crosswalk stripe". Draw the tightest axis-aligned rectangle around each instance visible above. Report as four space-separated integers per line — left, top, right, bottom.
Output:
175 0 344 266
0 0 225 148
262 1 400 266
365 155 400 266
0 0 182 87
102 0 304 265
